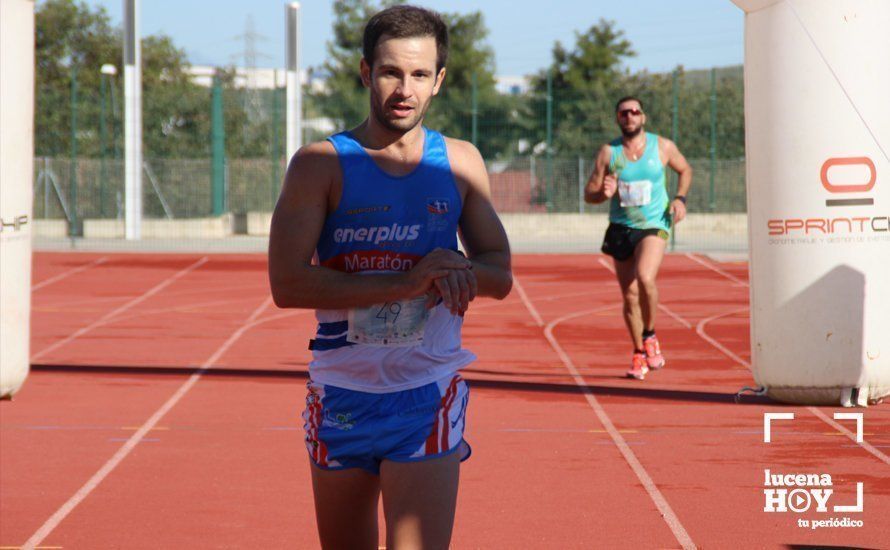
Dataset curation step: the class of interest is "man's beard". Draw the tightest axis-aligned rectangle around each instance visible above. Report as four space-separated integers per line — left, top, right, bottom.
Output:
369 88 432 134
621 125 643 139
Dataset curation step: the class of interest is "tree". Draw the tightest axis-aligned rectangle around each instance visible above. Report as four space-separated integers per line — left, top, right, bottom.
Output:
314 0 391 129
35 0 120 157
34 0 258 160
425 11 521 159
528 19 637 157
140 35 209 158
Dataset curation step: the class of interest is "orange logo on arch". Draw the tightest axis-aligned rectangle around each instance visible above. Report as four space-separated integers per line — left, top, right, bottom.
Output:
820 157 876 193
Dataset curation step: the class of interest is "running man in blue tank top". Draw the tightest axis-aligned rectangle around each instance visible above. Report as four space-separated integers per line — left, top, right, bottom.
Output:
268 6 512 549
584 96 693 380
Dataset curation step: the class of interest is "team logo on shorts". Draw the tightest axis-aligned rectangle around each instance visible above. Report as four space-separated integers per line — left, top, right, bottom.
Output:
326 411 355 431
427 198 450 215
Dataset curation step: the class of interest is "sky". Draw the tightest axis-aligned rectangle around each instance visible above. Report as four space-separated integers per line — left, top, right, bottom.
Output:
73 0 744 76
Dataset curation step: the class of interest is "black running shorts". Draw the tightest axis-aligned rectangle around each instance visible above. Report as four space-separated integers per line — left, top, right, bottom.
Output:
600 223 669 262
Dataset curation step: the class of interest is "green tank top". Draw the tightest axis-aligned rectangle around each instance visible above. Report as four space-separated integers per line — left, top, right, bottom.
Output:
608 132 671 232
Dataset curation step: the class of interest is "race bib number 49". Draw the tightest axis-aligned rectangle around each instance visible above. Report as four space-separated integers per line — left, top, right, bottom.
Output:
347 296 430 346
618 179 652 207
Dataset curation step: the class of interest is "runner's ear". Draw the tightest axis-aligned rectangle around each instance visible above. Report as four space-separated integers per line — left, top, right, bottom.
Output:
432 67 446 95
360 58 372 88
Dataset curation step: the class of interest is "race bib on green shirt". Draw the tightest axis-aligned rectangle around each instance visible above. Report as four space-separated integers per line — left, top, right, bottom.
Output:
618 179 652 207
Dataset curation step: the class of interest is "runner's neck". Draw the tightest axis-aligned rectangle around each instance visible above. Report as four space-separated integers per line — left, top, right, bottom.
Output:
622 133 647 161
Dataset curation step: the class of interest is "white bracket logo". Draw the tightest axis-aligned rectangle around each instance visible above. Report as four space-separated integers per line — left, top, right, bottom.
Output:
832 412 864 443
763 412 794 443
762 412 865 518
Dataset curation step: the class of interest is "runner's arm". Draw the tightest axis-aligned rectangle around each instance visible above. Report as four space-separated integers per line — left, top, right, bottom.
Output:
584 145 616 204
661 138 693 222
268 142 470 310
449 140 512 300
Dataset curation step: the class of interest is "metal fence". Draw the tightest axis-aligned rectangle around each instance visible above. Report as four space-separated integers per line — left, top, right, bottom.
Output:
32 153 748 252
32 65 748 251
33 155 746 220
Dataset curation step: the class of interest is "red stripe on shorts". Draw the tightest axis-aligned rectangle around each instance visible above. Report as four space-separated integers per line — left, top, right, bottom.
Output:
439 376 461 452
425 378 456 455
310 395 328 467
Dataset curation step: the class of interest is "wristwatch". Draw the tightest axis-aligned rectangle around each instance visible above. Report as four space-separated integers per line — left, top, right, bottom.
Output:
673 195 687 204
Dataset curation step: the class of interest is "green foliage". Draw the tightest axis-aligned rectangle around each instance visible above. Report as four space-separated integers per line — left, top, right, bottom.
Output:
34 0 262 160
140 35 209 157
34 0 745 166
36 0 120 156
518 20 744 161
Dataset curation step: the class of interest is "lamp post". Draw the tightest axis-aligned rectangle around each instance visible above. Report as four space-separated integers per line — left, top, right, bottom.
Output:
100 63 117 217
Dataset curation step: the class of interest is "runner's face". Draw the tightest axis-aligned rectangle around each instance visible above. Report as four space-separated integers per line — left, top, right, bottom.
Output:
361 35 445 133
616 100 645 138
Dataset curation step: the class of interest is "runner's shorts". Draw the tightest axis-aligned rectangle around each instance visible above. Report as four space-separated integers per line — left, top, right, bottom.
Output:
601 223 669 261
302 373 471 475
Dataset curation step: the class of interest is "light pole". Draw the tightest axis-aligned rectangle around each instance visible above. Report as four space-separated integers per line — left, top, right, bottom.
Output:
123 0 142 240
100 63 117 218
286 2 302 157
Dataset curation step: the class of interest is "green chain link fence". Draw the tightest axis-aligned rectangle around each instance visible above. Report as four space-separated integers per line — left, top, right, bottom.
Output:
33 65 748 251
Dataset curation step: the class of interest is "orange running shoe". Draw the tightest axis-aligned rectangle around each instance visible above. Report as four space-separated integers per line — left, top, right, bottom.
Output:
643 334 666 370
627 352 649 380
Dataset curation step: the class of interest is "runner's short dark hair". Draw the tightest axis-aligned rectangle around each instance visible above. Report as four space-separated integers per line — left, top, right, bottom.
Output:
363 5 449 72
615 96 644 112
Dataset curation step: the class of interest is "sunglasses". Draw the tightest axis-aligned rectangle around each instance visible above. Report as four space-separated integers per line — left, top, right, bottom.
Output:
618 108 643 117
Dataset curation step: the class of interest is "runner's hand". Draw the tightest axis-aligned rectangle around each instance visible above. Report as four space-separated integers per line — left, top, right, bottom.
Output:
407 248 471 298
670 198 687 224
430 267 478 315
602 174 618 199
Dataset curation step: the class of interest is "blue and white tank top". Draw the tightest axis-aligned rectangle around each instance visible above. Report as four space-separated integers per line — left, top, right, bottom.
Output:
608 132 672 232
309 128 476 393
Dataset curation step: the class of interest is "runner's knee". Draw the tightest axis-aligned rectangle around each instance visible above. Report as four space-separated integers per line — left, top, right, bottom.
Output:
623 285 640 306
636 274 657 293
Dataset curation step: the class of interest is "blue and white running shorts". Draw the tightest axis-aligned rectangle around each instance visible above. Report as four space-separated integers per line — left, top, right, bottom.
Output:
302 373 471 475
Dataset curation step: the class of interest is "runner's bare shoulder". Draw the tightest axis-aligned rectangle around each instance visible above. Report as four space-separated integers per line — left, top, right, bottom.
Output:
442 137 489 197
280 140 342 208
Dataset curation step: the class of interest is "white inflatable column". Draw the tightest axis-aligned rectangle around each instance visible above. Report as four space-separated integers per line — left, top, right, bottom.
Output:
0 0 35 398
732 0 890 405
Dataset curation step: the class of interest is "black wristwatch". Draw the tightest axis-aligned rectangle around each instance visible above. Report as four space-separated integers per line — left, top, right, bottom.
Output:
673 195 687 204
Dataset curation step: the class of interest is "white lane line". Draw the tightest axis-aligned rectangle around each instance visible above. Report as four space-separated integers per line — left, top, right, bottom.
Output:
514 274 696 550
32 257 108 292
40 282 263 310
684 253 748 287
807 408 890 467
658 304 692 330
31 257 208 362
598 257 691 329
695 308 751 368
683 255 890 466
21 296 275 550
597 257 614 275
511 275 544 327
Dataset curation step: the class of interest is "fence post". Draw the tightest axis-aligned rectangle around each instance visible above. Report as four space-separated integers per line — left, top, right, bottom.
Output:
44 157 50 218
545 71 553 211
272 75 282 205
710 67 717 212
110 75 119 160
100 71 110 218
69 64 80 236
578 156 585 214
211 73 226 216
670 68 679 251
529 155 536 210
471 72 478 146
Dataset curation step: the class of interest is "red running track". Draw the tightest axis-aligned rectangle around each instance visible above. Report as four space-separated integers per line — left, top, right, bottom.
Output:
1 252 887 549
